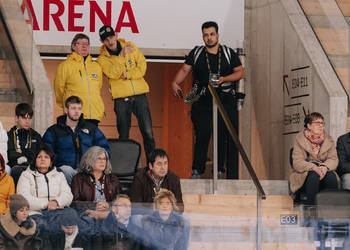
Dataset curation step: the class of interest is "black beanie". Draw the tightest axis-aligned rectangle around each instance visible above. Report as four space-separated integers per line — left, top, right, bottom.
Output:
10 194 29 216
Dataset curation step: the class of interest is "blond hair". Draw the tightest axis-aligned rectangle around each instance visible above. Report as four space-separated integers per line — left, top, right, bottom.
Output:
153 188 178 212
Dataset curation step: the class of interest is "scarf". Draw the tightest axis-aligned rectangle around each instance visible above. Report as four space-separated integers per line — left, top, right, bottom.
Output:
304 128 325 155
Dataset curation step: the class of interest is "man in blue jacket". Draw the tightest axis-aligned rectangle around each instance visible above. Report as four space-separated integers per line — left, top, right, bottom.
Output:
43 96 110 184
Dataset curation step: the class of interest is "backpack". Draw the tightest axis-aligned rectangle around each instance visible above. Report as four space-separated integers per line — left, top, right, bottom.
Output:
192 45 233 67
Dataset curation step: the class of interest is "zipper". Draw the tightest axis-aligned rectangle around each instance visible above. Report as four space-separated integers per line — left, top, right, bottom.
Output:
125 62 136 95
130 80 136 95
83 61 92 119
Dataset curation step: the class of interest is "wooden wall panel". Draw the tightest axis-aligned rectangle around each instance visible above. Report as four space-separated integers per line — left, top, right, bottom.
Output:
161 63 193 178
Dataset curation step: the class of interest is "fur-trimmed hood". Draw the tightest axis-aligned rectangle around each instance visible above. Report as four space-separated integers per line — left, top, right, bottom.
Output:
0 212 36 237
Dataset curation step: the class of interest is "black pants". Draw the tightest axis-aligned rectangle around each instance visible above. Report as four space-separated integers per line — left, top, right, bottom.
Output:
114 94 155 163
10 165 27 187
302 171 338 205
191 92 239 179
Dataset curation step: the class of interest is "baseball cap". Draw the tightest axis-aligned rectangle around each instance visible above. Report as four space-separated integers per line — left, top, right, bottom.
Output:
99 25 115 41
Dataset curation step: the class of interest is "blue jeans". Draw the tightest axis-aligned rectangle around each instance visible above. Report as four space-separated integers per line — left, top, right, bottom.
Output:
58 165 78 185
114 94 155 163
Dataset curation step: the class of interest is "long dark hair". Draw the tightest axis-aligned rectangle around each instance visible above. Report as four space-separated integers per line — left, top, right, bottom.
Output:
31 144 55 171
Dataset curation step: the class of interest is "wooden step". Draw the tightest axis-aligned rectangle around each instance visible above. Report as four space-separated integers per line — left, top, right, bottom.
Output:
299 0 340 16
181 180 290 195
189 242 316 250
337 0 350 17
0 116 15 131
313 28 349 55
0 60 5 72
188 209 301 227
191 226 313 241
183 194 294 210
0 73 10 83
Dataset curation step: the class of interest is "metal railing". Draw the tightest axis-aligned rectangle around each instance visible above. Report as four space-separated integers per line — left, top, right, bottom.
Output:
208 84 265 250
208 84 266 199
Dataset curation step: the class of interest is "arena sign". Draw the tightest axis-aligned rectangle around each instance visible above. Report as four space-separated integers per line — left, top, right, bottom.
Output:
19 0 244 50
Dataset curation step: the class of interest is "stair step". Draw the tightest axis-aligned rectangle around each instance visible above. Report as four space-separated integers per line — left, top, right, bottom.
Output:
190 226 314 243
183 194 293 210
337 0 350 17
299 0 339 16
314 28 349 55
0 73 10 83
0 88 17 102
189 242 316 250
0 60 5 71
0 116 14 131
188 209 301 227
181 179 290 195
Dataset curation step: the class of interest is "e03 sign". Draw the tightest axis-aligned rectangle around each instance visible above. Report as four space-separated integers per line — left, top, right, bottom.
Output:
280 214 298 225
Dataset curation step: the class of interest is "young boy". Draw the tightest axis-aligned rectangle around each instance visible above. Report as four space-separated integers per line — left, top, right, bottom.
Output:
7 103 42 186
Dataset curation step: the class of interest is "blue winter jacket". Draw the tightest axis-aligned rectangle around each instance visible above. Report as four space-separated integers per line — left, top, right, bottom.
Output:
43 115 110 169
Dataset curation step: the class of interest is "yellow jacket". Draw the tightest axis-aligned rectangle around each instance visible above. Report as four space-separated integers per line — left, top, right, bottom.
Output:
0 171 14 214
97 39 149 99
54 52 104 121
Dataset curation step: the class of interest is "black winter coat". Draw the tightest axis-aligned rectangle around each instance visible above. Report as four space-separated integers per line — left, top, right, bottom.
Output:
7 126 42 167
0 213 41 250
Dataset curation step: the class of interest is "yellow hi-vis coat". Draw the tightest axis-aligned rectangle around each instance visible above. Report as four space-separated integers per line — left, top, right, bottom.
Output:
54 52 104 121
0 171 14 214
96 39 149 99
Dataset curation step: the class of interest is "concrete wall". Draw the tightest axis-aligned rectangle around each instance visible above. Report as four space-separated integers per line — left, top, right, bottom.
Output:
0 0 53 134
244 0 347 180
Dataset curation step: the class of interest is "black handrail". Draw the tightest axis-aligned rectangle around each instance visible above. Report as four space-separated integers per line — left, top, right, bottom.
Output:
208 84 266 199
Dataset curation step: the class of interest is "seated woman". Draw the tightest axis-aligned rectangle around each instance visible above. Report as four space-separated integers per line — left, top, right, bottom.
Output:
290 112 339 205
141 189 188 250
0 153 15 216
16 144 73 215
71 146 121 219
0 194 41 249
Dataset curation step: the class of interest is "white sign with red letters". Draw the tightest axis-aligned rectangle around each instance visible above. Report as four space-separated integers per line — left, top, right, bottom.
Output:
20 0 244 50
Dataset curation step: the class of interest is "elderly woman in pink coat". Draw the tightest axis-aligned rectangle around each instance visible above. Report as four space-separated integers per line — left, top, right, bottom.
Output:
290 112 339 205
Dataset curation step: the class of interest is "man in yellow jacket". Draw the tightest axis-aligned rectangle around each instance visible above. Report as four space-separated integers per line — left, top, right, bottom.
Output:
55 33 104 126
97 26 155 163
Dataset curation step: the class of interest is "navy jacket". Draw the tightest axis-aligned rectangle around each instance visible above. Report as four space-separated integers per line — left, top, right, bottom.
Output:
99 211 146 250
43 115 110 169
141 211 188 250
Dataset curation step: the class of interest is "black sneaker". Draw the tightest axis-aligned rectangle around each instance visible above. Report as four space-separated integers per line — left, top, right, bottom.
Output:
190 170 201 179
218 171 224 179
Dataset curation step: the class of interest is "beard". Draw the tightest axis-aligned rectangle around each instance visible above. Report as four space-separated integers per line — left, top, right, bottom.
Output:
67 113 79 122
206 41 218 48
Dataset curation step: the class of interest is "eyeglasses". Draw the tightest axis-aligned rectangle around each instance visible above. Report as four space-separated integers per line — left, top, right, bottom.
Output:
312 121 325 126
75 42 89 47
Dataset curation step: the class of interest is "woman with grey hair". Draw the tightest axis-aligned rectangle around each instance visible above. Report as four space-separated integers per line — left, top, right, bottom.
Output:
71 146 121 219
